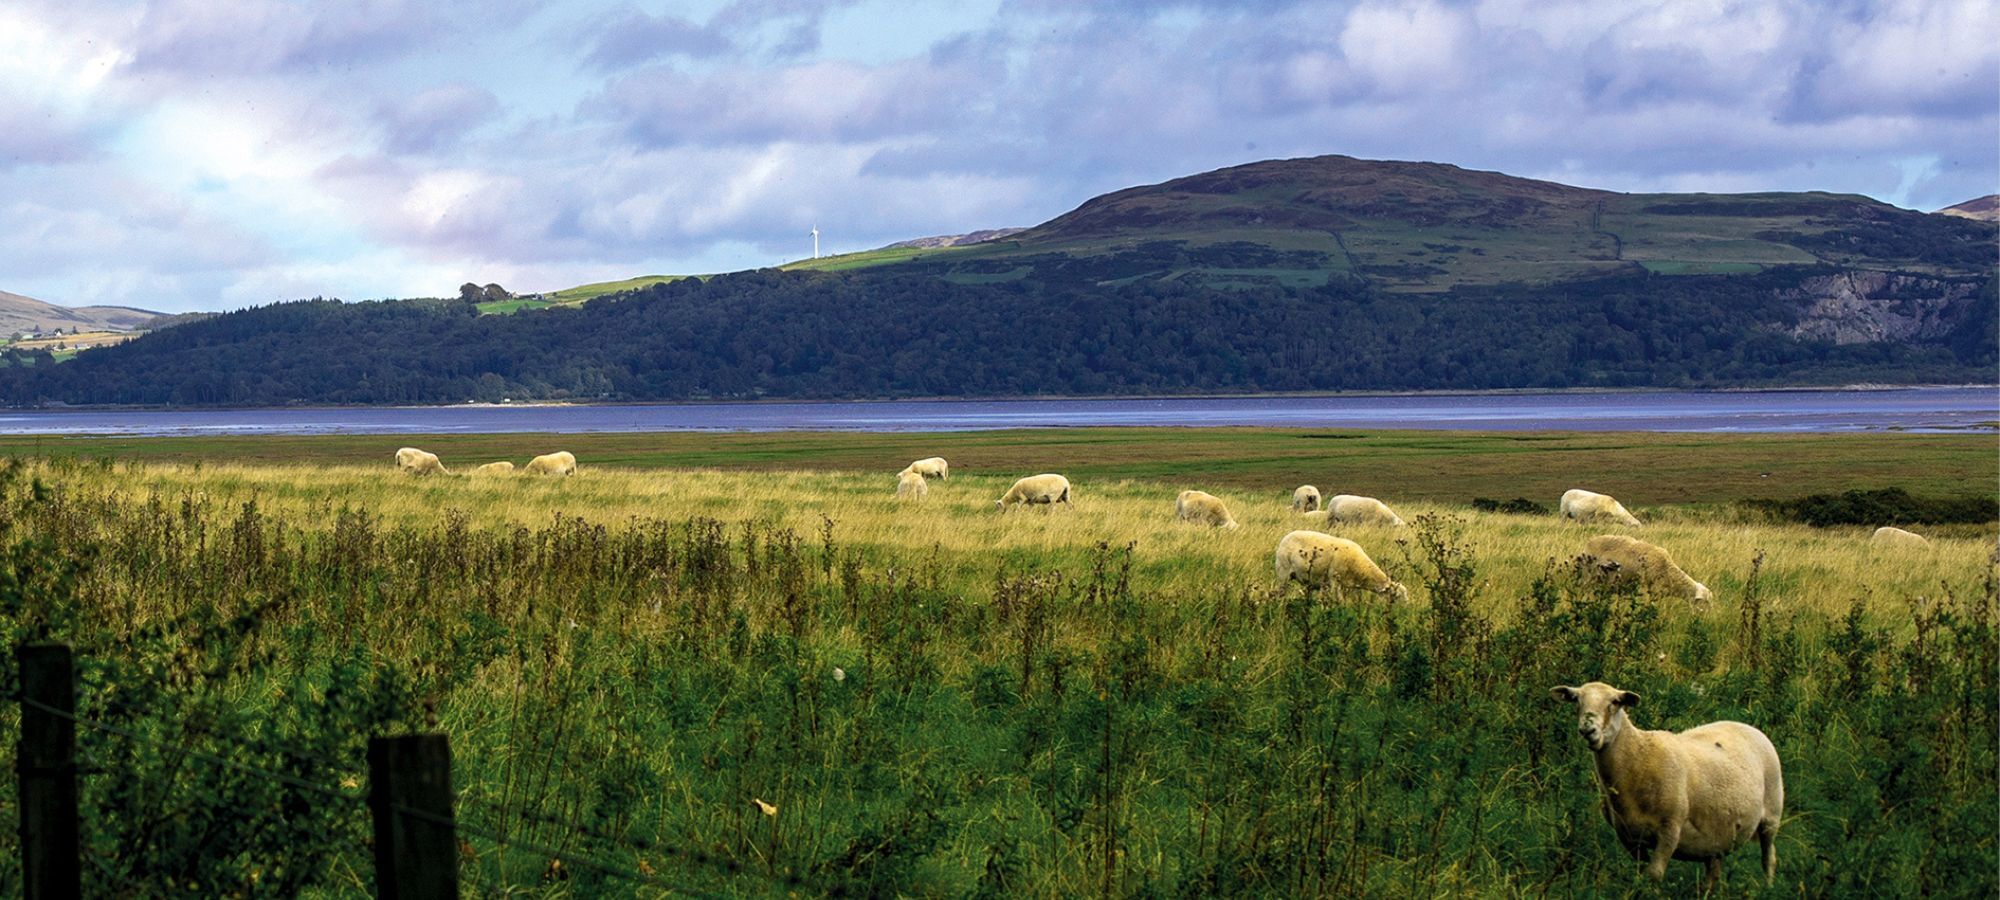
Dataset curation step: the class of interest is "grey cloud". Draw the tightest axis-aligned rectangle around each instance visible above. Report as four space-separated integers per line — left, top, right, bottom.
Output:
588 51 998 147
582 8 732 70
120 0 540 76
0 97 98 170
377 84 502 154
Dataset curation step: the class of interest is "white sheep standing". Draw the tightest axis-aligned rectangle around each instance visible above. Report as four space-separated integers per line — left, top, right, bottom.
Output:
525 451 577 476
472 461 516 476
904 457 950 480
1870 526 1929 550
996 474 1070 512
1273 530 1407 601
1581 535 1713 604
896 469 928 499
1292 485 1322 513
395 447 448 476
1551 682 1783 890
1561 489 1642 527
1325 494 1405 526
1175 490 1238 528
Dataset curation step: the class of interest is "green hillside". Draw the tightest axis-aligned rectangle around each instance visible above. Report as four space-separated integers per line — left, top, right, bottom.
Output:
757 156 1994 293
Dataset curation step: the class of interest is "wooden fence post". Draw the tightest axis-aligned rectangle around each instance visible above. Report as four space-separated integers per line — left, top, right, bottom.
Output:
368 734 458 899
18 642 80 900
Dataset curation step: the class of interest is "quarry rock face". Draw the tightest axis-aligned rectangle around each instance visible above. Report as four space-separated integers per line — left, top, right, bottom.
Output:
1785 271 1979 345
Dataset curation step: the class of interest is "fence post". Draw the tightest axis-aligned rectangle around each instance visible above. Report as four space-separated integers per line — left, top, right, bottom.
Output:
368 734 458 899
19 642 80 900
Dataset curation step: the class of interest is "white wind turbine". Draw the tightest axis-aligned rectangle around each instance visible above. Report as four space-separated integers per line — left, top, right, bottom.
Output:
810 225 820 260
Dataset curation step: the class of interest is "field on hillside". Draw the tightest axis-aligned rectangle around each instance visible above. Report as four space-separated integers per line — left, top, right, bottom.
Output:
0 437 1993 896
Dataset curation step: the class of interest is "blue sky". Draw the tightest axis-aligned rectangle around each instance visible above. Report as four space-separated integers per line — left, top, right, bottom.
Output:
2 0 1994 313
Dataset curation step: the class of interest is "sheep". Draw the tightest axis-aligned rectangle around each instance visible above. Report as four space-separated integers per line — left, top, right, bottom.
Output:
472 461 515 476
1291 485 1322 513
1561 489 1642 527
996 474 1070 511
1870 526 1930 550
896 469 928 499
1326 494 1405 527
525 451 577 476
394 447 447 476
904 457 950 480
1175 490 1238 528
1273 530 1408 601
1581 535 1712 604
1551 682 1783 890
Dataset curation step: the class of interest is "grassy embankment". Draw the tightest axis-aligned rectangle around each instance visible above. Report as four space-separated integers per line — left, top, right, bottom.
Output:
0 430 1992 896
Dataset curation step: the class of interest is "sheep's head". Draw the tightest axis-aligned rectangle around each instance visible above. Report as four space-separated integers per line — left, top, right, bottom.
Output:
1382 582 1410 603
994 499 1007 512
1551 682 1639 752
1692 581 1714 605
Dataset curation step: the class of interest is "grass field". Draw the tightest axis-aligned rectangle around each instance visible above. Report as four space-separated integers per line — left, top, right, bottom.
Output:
539 275 690 305
474 297 556 315
2 426 1989 505
0 430 1992 896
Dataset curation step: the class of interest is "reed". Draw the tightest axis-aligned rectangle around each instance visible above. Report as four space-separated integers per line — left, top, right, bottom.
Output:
0 454 1990 896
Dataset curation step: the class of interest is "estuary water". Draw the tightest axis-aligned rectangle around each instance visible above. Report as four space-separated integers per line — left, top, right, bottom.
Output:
0 387 1992 436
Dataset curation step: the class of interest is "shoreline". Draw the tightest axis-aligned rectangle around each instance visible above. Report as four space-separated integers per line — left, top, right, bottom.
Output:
13 382 1998 414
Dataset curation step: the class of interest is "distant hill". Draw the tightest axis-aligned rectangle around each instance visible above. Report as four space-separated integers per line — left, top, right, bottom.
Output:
787 155 1995 292
1938 195 1999 222
0 290 162 335
1 154 1993 406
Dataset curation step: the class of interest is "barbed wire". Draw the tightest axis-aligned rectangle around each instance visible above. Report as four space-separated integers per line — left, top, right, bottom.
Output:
13 694 365 805
8 691 849 896
395 802 731 899
453 793 851 896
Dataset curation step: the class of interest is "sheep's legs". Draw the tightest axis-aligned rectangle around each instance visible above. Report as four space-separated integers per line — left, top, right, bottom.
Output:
1700 859 1721 893
1646 824 1679 881
1758 821 1778 884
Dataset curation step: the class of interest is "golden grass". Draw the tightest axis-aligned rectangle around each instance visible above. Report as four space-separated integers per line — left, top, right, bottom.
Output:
68 459 1997 628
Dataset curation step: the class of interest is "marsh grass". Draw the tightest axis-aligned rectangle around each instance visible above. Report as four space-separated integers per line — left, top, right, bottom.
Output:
0 455 1992 897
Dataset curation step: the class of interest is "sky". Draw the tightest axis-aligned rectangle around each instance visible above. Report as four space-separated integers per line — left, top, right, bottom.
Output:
2 0 1995 314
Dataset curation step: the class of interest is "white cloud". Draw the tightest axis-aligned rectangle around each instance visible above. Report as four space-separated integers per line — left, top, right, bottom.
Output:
1338 1 1475 95
0 0 1993 313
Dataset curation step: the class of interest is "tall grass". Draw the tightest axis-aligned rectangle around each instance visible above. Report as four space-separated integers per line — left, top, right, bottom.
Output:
0 456 1992 896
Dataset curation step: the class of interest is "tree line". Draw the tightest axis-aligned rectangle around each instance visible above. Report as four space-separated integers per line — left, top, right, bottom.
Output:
0 265 1990 406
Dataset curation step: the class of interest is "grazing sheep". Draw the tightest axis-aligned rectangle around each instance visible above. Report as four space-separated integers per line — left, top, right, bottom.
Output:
1175 490 1238 528
1273 530 1408 601
1292 485 1322 513
896 469 928 499
1326 494 1405 527
525 451 577 476
394 447 447 476
1870 526 1930 550
904 457 950 480
996 474 1071 512
1551 682 1783 890
472 461 516 476
1581 535 1713 604
1561 489 1643 527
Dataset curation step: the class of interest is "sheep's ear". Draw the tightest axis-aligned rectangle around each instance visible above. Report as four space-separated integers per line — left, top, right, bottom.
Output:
1550 686 1579 704
1615 691 1641 708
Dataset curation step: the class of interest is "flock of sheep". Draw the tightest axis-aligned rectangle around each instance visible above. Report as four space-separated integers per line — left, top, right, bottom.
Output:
888 458 1943 889
384 446 1934 889
394 447 576 477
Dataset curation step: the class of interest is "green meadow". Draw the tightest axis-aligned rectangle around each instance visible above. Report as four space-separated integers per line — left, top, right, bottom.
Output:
0 428 1992 896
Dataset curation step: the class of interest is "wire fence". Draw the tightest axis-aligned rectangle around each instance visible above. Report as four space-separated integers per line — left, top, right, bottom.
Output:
4 678 855 898
455 793 853 897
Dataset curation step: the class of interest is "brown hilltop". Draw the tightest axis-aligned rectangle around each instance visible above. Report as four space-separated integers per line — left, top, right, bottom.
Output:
0 290 163 335
1937 194 1999 222
1025 155 1613 240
